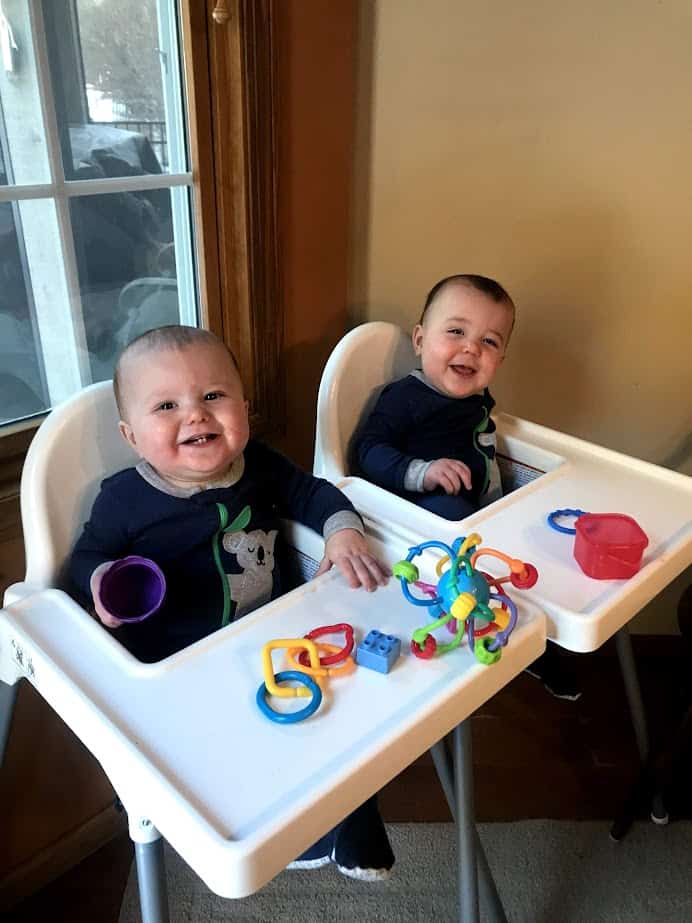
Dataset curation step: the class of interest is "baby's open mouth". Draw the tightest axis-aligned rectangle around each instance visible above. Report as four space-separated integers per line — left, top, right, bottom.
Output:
451 364 475 377
181 433 218 446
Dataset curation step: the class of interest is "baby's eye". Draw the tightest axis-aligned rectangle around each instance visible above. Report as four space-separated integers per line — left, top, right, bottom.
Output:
482 337 499 349
448 327 464 336
156 401 176 411
204 391 222 401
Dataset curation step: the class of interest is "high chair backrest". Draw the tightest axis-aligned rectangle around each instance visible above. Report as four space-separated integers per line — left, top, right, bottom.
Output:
19 380 137 590
314 321 415 483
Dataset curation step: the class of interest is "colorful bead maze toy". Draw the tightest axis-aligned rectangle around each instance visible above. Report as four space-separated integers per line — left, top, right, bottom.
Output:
392 533 538 665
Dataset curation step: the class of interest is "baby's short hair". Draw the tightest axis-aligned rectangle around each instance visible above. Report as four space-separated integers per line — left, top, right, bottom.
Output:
419 274 515 325
113 325 239 417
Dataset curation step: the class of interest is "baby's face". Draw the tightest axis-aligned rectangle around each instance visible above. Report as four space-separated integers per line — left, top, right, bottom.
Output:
412 284 513 399
118 342 249 487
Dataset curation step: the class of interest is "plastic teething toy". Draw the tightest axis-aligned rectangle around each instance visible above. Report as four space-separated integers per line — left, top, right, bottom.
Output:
99 556 166 622
392 533 538 665
256 671 322 724
257 625 357 723
548 508 648 580
287 642 356 678
296 623 355 666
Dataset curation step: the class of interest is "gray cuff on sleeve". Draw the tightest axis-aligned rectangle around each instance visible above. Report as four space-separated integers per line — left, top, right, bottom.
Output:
404 458 433 492
322 510 364 540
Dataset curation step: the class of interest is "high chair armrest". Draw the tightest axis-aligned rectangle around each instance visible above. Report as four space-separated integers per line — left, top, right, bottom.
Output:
3 581 44 608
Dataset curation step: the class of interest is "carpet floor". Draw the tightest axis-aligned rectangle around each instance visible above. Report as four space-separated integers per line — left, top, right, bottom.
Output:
119 821 692 922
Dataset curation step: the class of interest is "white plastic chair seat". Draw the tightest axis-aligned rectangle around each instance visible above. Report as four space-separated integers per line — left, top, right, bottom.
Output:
314 322 415 484
6 380 135 603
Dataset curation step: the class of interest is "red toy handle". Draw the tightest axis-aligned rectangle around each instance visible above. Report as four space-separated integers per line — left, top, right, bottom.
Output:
298 623 354 666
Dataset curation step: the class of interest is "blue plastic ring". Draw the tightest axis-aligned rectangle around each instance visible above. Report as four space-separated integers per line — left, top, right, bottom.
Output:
547 508 588 535
256 670 323 724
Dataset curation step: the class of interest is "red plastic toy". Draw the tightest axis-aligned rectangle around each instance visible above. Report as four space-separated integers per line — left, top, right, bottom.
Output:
548 509 648 579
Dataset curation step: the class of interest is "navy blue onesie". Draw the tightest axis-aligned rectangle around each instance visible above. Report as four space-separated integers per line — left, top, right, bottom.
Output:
70 439 361 661
354 372 498 520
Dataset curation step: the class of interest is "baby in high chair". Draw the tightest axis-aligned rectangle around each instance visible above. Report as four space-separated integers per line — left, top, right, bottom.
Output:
355 274 581 700
69 324 395 878
355 273 513 521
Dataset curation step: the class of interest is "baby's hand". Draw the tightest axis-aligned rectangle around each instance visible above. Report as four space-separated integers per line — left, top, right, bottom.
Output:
90 561 125 629
423 458 472 495
316 529 390 591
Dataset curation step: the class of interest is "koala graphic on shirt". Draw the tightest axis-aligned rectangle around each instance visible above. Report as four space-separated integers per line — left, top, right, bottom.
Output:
222 527 278 618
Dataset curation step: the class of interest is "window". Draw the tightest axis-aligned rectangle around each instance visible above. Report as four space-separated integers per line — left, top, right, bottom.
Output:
0 0 281 480
0 0 195 428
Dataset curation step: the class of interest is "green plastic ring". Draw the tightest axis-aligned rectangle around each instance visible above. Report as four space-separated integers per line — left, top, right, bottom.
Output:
474 637 502 666
393 560 419 582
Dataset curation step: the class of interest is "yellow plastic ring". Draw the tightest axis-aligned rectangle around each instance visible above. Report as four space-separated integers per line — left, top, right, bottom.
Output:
262 638 321 698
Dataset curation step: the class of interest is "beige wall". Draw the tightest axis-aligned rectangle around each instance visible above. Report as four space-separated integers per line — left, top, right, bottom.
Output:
350 0 691 630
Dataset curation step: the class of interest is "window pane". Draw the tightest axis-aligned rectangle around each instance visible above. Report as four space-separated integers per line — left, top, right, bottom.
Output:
43 0 187 180
0 202 50 424
0 1 197 431
0 1 52 186
70 187 196 382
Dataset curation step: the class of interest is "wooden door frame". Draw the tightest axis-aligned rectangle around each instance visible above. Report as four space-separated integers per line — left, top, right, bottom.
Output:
182 0 283 438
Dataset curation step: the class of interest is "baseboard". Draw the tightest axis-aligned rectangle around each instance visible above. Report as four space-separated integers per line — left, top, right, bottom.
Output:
0 801 127 911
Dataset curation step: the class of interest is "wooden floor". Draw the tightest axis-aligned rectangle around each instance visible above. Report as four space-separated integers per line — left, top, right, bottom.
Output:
6 641 692 923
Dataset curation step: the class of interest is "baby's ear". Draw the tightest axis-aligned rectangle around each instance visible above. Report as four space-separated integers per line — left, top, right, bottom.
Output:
412 324 424 355
119 420 137 449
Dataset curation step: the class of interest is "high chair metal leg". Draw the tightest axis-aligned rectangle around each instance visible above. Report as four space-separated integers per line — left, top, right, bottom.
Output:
430 737 508 923
0 680 17 766
452 721 479 923
130 819 170 923
611 626 668 839
615 625 667 821
615 626 649 763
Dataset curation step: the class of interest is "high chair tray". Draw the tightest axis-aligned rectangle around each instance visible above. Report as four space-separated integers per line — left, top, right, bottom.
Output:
338 414 692 653
0 534 545 899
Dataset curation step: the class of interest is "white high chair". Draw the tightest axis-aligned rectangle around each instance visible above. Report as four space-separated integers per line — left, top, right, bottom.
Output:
0 382 172 913
314 321 692 830
314 321 415 485
1 377 550 923
7 381 136 603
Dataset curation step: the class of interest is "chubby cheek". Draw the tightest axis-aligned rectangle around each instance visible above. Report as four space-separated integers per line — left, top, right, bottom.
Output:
145 425 179 458
228 410 250 442
483 355 503 378
233 426 250 453
427 355 454 380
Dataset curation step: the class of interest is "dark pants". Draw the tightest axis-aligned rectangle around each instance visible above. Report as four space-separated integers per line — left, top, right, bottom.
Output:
401 489 477 522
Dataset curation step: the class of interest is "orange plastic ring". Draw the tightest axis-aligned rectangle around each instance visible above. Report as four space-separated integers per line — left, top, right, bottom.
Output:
288 642 356 677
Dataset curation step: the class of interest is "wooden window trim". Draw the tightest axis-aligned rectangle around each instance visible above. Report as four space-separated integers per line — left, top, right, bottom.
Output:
0 0 282 496
183 0 283 438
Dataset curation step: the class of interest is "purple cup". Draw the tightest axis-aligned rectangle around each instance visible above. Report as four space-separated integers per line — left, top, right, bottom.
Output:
99 556 166 623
